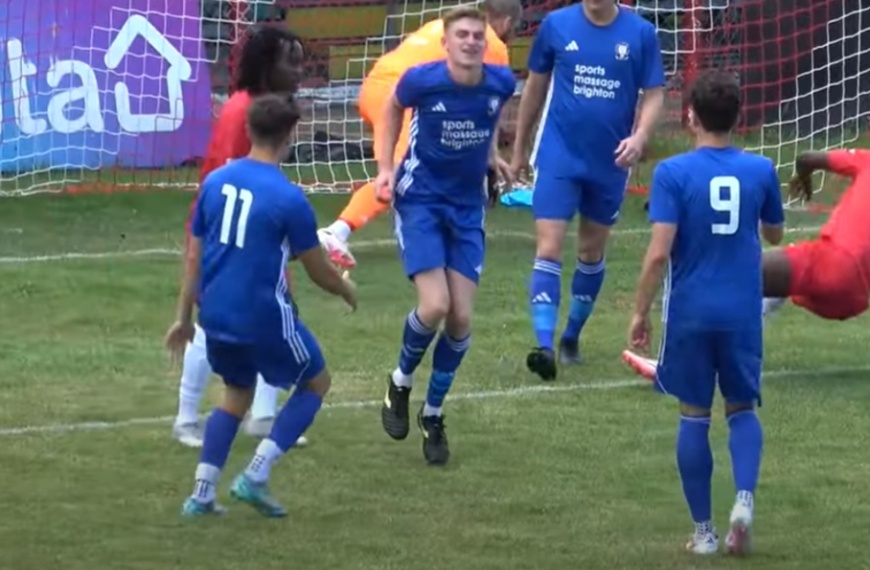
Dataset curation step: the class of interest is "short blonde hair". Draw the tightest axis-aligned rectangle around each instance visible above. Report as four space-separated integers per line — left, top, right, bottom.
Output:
442 6 487 31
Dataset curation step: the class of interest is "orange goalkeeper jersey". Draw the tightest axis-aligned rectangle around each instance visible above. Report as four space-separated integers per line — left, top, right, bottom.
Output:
367 19 510 84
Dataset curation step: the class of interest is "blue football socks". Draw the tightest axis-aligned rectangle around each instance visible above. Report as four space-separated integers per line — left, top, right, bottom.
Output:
676 415 714 525
561 257 605 344
529 257 562 350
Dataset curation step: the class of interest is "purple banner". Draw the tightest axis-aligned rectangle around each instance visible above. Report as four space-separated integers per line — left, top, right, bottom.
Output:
0 0 213 172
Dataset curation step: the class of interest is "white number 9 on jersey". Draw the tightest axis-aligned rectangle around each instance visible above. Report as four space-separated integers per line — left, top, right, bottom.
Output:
709 176 740 235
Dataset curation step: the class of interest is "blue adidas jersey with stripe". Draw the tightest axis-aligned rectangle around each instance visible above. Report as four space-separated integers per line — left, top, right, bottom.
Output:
649 147 784 329
192 158 320 343
528 5 665 179
393 61 515 207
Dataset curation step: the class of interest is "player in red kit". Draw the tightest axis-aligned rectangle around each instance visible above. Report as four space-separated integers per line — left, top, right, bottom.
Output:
624 148 870 381
763 149 870 320
173 25 308 448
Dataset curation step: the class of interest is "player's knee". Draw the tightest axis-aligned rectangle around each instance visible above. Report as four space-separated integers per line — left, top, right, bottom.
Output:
535 220 567 259
417 291 451 325
576 242 605 265
305 368 332 397
577 219 610 263
679 402 711 418
413 269 451 325
445 305 472 338
221 385 255 418
418 303 449 327
576 230 607 263
724 402 754 416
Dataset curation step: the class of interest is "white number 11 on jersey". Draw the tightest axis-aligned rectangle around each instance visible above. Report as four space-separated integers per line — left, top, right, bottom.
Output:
709 176 740 235
219 183 253 248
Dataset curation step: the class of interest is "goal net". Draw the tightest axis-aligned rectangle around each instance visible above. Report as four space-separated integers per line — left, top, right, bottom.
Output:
1 0 868 199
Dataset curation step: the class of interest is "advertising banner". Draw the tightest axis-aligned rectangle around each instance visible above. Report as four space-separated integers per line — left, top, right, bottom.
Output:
0 0 213 173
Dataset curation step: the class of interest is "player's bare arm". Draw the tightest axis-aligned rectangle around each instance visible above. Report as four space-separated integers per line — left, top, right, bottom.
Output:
296 245 357 311
761 220 784 246
165 235 202 359
489 126 512 188
510 71 549 178
374 93 404 203
629 222 677 352
615 87 664 168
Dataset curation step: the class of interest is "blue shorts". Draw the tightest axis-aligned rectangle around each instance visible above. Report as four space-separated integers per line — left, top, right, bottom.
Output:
205 321 325 390
655 325 763 409
393 199 485 284
532 171 629 226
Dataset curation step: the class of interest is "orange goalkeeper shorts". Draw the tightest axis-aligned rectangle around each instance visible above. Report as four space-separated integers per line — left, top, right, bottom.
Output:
785 239 869 320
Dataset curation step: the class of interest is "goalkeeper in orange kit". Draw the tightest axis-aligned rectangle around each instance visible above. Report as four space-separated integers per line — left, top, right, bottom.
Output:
317 0 522 269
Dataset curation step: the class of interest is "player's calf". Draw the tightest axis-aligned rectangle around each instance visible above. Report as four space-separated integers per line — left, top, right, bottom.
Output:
418 281 474 466
723 403 761 556
676 404 717 554
184 383 255 515
528 220 568 379
559 255 606 365
382 271 447 440
559 218 611 363
234 370 331 518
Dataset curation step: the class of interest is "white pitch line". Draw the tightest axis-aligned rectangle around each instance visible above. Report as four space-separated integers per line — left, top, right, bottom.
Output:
0 225 822 265
0 231 530 265
0 364 865 437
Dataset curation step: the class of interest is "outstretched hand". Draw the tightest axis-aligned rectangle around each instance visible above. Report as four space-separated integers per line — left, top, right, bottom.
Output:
627 313 652 354
615 132 647 169
486 157 513 207
374 170 395 204
340 270 358 312
788 172 813 203
164 320 195 364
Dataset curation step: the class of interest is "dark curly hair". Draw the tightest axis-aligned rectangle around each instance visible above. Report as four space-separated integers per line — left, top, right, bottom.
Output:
235 25 305 95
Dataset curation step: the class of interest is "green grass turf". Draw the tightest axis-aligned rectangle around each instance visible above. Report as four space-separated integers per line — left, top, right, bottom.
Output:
0 190 868 569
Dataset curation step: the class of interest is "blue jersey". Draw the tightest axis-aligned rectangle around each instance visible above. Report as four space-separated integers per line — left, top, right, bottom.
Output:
192 158 320 344
528 5 665 179
649 147 785 329
394 61 515 207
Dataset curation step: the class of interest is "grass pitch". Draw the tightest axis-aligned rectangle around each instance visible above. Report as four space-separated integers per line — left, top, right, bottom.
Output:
0 190 868 570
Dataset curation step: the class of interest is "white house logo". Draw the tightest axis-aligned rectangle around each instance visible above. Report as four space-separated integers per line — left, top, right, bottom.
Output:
2 13 193 136
615 42 630 61
104 14 193 133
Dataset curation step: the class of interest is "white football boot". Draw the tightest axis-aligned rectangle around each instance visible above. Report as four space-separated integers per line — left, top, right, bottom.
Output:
726 497 754 555
317 228 356 269
686 529 719 555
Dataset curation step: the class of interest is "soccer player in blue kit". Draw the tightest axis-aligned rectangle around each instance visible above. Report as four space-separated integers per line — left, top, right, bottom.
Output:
511 0 666 380
165 94 357 517
373 6 515 465
628 71 784 555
